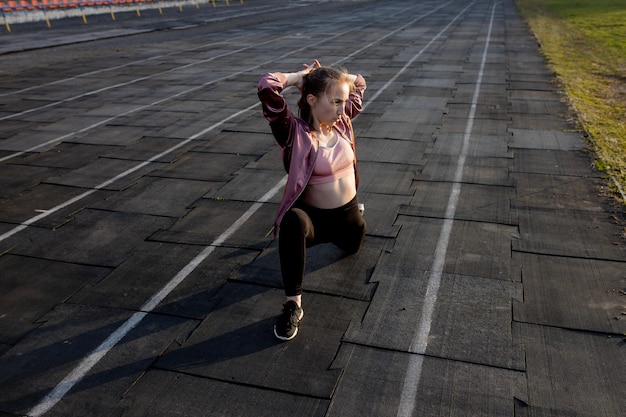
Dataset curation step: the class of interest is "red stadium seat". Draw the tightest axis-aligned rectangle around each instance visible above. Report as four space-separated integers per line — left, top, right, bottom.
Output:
7 0 24 10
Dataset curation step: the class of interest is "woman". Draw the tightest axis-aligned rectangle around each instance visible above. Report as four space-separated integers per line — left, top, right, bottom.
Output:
258 60 366 341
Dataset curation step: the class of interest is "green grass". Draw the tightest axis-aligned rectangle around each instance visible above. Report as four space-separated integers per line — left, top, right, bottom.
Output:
516 0 626 202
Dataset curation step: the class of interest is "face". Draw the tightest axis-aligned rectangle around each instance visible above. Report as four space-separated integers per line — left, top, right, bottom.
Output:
308 81 350 129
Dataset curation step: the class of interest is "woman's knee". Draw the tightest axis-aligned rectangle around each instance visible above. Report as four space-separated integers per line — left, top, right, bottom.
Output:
279 208 310 239
340 218 366 254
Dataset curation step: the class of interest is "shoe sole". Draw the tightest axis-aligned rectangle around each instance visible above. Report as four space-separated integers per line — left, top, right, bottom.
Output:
273 309 304 341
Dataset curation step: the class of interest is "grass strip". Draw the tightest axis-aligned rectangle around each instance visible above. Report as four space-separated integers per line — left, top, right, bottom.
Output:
516 0 626 202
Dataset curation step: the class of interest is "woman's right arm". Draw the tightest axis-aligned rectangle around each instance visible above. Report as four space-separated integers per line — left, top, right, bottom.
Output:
257 63 318 146
258 72 299 147
257 69 309 114
258 72 289 122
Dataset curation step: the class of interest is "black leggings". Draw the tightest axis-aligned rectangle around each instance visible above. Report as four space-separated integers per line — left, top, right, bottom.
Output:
278 196 366 296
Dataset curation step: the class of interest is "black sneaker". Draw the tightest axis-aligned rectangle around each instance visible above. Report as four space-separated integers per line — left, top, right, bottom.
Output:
274 300 304 341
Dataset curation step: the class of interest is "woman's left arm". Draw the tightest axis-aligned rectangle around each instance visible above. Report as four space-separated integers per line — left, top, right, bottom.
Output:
345 74 366 119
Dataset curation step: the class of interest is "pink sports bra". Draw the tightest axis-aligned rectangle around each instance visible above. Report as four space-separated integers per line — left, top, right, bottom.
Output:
308 135 355 185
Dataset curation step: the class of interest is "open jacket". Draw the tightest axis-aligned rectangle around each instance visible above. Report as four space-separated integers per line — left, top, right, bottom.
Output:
257 71 366 237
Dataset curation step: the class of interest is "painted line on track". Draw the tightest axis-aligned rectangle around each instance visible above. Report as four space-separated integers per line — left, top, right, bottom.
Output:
0 36 287 163
27 176 287 417
0 37 246 99
396 3 498 416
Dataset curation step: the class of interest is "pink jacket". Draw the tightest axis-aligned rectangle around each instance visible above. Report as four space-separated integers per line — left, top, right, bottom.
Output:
257 71 366 237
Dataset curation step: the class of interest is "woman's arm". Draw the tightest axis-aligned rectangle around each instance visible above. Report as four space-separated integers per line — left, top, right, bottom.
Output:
257 61 320 146
257 72 294 147
283 70 308 91
346 74 366 119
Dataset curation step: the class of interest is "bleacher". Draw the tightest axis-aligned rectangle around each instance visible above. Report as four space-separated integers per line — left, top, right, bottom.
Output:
2 0 146 8
0 0 239 31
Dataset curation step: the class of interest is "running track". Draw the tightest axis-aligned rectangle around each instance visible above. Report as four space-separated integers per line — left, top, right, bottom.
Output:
0 1 624 416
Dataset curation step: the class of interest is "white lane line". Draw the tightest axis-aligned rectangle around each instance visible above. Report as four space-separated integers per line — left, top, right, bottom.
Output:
0 102 257 244
336 1 453 68
0 39 283 150
0 38 240 99
362 1 471 109
396 3 497 417
24 3 472 415
0 36 280 124
0 3 290 99
27 177 287 417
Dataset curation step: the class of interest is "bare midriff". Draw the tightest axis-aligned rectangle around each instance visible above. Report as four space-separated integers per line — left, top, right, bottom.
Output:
301 175 357 209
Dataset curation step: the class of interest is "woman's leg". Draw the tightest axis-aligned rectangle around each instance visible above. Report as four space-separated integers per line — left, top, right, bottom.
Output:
275 207 315 340
278 207 315 297
330 198 366 254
